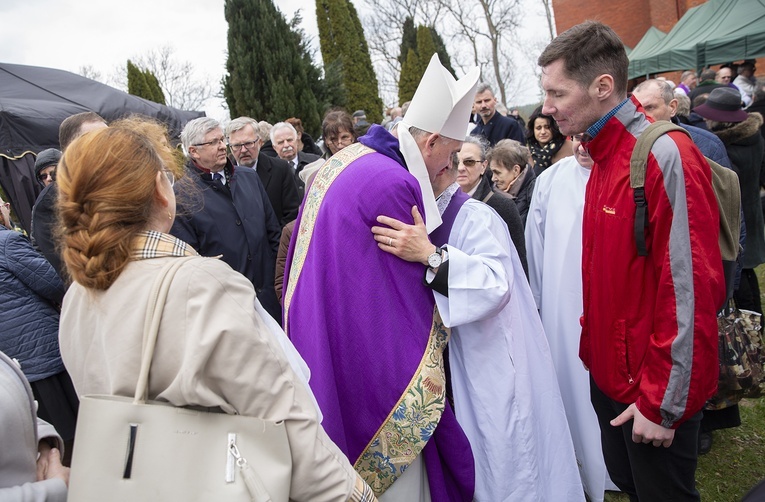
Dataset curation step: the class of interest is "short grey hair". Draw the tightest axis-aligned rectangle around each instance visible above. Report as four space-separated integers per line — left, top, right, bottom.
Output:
680 70 696 82
700 68 716 81
270 122 297 144
486 139 530 170
462 135 490 161
475 82 494 96
225 117 260 140
675 93 691 117
181 117 222 153
634 78 675 105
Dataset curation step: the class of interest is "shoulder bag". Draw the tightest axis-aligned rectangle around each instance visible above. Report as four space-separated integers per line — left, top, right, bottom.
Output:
67 257 292 501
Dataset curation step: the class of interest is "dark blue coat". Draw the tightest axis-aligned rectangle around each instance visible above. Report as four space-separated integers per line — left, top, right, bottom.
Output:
678 122 732 168
471 112 525 146
171 160 282 321
0 229 65 382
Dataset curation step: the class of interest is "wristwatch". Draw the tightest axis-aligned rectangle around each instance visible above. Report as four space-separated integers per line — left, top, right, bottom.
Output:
427 246 444 269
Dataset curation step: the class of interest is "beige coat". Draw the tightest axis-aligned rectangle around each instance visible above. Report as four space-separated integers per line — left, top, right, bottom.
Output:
59 256 367 502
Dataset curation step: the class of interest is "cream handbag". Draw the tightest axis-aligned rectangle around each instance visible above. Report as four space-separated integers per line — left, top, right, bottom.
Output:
67 258 292 501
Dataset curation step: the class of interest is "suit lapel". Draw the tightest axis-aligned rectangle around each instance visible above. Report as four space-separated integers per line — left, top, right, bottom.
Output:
257 153 273 189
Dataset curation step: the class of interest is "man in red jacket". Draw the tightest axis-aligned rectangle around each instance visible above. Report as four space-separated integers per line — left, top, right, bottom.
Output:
538 21 724 501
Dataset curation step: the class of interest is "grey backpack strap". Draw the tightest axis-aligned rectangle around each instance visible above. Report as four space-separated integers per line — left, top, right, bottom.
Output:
630 121 691 256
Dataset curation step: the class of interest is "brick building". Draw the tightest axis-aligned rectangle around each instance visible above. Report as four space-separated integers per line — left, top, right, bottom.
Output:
551 0 763 85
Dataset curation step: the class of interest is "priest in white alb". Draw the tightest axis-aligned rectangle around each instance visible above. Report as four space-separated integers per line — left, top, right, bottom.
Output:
371 140 583 501
525 135 618 502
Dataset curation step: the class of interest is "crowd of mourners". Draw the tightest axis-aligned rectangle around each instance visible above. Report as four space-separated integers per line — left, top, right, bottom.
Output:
2 20 765 502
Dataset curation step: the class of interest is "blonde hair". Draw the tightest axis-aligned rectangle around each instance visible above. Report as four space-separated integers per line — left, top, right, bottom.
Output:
57 117 181 289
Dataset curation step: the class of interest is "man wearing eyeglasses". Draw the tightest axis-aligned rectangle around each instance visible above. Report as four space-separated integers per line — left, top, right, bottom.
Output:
34 149 61 188
172 117 282 323
226 117 301 225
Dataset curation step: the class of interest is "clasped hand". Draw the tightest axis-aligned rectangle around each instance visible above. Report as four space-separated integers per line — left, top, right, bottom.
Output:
371 206 433 265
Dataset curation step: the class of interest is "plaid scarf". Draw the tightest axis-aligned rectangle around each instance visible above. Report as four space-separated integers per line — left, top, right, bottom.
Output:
130 230 198 260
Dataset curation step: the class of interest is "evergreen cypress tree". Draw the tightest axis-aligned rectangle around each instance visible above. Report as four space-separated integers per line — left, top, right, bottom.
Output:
396 22 455 104
127 60 151 101
398 49 421 104
415 25 438 75
127 60 167 105
429 27 455 77
223 0 323 136
316 0 383 124
143 70 166 105
398 17 417 67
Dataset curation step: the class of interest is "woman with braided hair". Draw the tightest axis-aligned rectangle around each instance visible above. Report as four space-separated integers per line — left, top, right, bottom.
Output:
56 118 377 502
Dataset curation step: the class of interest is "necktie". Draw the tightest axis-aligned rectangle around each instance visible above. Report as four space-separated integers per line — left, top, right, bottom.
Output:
213 172 223 184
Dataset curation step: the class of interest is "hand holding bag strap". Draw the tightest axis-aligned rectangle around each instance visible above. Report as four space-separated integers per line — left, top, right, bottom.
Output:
134 257 195 404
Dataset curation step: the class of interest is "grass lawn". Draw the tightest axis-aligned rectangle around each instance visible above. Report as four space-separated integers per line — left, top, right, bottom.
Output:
603 265 765 501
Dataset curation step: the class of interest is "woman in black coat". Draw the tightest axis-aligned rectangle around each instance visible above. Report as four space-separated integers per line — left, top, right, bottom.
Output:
694 86 765 453
696 88 765 314
455 135 528 277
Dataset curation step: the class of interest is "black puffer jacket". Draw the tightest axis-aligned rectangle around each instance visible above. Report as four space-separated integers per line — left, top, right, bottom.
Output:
712 112 765 269
0 228 65 382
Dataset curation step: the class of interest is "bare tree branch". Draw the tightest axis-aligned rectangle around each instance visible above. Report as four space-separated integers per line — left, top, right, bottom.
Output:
119 45 217 111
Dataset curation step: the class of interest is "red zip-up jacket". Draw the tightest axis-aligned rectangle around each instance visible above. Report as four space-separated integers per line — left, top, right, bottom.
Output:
580 97 724 429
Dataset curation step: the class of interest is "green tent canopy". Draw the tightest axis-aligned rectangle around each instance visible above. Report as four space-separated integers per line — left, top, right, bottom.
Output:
627 26 667 65
628 0 765 79
697 0 765 67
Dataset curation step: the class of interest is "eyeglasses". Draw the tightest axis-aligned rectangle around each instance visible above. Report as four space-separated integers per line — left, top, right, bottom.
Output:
460 159 481 167
162 169 175 187
193 137 226 148
326 133 354 146
229 140 258 151
37 171 55 182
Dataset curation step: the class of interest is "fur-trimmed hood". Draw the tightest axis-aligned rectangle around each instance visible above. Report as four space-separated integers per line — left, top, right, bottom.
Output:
713 112 763 145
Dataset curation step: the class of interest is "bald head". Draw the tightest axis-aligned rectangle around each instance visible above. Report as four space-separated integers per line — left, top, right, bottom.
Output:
633 79 677 121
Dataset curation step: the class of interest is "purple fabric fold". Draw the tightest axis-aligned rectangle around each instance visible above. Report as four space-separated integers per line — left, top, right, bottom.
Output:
284 126 474 500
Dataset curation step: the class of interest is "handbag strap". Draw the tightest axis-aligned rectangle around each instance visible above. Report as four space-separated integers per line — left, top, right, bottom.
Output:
134 257 196 404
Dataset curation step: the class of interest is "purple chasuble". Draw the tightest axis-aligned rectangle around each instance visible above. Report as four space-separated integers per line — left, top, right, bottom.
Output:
430 189 469 247
284 125 474 500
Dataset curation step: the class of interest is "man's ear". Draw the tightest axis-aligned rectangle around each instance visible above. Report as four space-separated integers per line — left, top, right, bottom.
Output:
592 74 615 102
669 98 678 118
426 133 441 151
187 145 199 162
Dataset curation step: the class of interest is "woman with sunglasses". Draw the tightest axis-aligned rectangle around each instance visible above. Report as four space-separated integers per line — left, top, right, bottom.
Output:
35 149 61 188
455 135 528 276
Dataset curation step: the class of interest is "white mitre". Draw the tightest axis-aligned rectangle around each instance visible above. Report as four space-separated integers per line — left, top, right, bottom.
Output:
399 54 480 232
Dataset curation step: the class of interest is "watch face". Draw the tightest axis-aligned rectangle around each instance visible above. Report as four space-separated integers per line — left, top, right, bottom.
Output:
428 252 442 268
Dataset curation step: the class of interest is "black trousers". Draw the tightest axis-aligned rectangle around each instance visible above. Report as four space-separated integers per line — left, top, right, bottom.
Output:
590 377 701 501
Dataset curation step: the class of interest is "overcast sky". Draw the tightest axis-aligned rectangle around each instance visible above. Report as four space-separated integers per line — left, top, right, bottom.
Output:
0 0 315 120
0 0 548 120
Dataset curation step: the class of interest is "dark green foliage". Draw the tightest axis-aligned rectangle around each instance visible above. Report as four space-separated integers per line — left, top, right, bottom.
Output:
398 49 421 104
223 0 323 136
316 0 383 124
127 60 166 105
429 28 455 77
397 22 454 104
143 71 166 105
398 17 417 67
